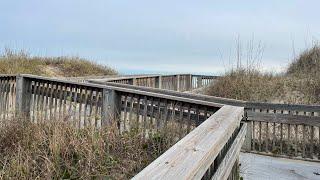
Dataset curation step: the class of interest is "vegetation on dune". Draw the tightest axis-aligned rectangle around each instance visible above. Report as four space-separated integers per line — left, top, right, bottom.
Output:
287 45 320 78
0 119 176 179
0 49 117 77
206 44 320 105
206 69 285 103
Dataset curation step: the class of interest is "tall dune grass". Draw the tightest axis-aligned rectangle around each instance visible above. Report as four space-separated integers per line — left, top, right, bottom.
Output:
206 44 320 104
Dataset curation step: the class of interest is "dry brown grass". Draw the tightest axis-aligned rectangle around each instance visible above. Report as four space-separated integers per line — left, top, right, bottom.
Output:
206 44 320 105
206 68 284 102
0 119 175 179
0 49 117 77
287 45 320 78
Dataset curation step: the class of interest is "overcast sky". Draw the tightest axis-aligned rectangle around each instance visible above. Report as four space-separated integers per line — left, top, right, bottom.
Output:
1 0 320 74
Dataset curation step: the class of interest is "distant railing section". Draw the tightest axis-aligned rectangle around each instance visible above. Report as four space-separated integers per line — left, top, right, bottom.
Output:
89 74 218 92
0 75 16 121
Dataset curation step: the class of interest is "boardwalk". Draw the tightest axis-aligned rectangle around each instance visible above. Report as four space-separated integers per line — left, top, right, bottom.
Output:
1 74 319 179
240 153 320 180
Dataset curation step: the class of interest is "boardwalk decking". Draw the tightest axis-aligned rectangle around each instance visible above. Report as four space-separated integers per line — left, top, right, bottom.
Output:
240 152 320 180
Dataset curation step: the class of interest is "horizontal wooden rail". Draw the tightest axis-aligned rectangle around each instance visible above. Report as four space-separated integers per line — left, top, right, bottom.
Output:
247 111 320 126
90 74 219 92
133 106 244 180
212 123 246 180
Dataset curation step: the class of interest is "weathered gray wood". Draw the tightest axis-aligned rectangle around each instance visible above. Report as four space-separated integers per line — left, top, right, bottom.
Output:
197 76 202 88
133 106 244 180
101 89 121 127
15 76 31 117
212 123 246 180
176 75 180 91
247 111 320 127
242 121 252 151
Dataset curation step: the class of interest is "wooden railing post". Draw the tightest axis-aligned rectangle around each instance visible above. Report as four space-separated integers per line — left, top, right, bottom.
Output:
155 76 162 89
132 78 137 86
15 75 31 118
101 88 121 126
197 76 202 88
242 111 252 151
176 75 180 92
188 74 192 91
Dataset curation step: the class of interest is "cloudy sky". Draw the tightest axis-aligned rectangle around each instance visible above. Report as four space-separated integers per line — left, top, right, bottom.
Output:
1 0 319 74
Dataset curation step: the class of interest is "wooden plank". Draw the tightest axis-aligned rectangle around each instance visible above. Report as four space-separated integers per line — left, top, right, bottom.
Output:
247 112 320 127
123 94 128 131
62 84 68 120
280 123 283 154
143 95 148 138
0 79 5 117
78 88 84 128
178 103 184 138
212 123 246 180
136 96 141 129
83 87 88 126
44 82 49 121
149 97 155 135
156 98 161 131
128 94 134 129
133 106 244 180
186 104 191 133
94 89 100 128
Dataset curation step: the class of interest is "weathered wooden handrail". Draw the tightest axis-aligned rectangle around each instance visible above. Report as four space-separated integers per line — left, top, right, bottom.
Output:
133 106 244 180
90 74 218 92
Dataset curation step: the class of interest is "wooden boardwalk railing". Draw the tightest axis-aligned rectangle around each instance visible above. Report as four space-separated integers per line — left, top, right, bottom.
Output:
91 76 320 162
0 74 244 179
133 106 245 180
0 75 16 120
2 72 318 179
12 74 223 129
89 74 218 92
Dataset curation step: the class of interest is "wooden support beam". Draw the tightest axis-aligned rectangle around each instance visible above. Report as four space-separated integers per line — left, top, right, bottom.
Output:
176 75 180 92
101 88 121 126
15 75 32 118
197 76 202 88
242 120 252 151
155 76 162 89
